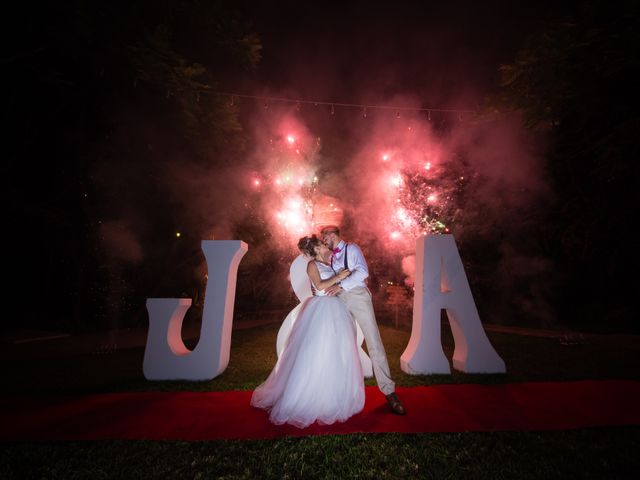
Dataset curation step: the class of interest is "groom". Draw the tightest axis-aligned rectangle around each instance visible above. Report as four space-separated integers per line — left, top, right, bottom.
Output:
321 225 406 415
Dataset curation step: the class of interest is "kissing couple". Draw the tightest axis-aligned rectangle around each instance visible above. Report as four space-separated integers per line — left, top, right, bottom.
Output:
251 225 406 428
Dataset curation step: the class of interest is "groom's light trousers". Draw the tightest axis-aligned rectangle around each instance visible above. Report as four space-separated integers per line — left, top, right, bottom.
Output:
339 286 395 395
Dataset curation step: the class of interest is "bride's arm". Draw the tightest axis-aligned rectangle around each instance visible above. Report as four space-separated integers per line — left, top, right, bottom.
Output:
307 261 350 291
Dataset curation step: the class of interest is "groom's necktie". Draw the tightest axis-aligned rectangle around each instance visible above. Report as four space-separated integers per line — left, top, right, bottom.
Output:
331 247 341 271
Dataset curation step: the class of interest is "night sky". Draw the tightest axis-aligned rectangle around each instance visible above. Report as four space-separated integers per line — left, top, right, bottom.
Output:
230 0 566 104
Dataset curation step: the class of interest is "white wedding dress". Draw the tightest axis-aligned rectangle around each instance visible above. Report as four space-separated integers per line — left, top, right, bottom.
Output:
250 260 365 428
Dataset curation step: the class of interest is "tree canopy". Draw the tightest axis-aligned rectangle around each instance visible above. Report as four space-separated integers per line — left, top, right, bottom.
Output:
6 1 261 332
495 1 639 331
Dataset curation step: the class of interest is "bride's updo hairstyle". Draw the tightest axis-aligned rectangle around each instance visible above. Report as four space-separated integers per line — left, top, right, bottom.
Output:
297 234 321 257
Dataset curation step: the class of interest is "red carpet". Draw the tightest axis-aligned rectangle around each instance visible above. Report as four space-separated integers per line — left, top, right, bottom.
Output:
2 380 639 441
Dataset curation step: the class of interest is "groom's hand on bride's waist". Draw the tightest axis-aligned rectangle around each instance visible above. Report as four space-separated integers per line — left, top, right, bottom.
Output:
325 285 343 296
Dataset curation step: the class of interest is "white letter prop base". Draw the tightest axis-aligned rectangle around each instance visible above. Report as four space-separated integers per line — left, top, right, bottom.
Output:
400 235 506 374
143 240 248 381
276 254 374 378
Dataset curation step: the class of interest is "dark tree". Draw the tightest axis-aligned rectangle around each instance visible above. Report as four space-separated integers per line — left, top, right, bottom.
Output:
495 1 639 332
5 1 261 333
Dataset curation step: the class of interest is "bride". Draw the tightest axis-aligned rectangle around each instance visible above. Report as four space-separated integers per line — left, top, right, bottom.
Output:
250 234 365 428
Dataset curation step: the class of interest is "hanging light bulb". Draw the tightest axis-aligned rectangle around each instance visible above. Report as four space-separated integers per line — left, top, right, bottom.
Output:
330 104 335 115
428 110 431 121
362 106 367 118
396 111 401 119
264 99 268 109
296 101 301 111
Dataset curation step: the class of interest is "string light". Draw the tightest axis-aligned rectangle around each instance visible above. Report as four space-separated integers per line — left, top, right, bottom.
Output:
213 91 474 117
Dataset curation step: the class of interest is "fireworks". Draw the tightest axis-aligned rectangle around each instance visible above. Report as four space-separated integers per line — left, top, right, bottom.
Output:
382 147 467 242
249 130 322 240
247 117 466 253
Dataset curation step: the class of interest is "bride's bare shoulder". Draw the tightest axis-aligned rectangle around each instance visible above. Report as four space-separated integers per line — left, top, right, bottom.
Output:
308 258 323 268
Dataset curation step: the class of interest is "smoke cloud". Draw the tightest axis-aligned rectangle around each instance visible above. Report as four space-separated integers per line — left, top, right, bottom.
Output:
91 1 563 326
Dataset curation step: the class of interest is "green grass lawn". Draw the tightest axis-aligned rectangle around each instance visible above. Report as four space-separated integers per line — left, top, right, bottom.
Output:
2 322 640 478
4 322 639 393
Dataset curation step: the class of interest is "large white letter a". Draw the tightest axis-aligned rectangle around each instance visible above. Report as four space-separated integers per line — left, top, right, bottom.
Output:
401 235 506 374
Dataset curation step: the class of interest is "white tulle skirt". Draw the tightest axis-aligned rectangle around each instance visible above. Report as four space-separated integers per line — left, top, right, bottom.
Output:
251 295 365 428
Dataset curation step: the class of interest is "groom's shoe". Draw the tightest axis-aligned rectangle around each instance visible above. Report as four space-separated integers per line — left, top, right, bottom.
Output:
386 392 406 415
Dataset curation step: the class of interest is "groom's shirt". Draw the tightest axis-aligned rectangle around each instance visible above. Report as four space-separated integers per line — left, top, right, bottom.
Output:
331 240 369 291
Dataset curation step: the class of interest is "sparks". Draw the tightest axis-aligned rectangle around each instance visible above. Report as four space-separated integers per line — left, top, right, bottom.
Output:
249 128 324 245
395 207 415 229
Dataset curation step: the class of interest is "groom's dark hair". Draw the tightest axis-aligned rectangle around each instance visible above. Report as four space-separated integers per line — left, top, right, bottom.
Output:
297 235 321 257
